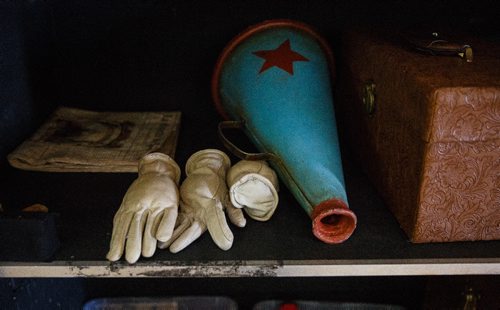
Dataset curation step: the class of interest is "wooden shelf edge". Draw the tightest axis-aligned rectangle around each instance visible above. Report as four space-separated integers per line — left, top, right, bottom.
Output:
1 258 500 278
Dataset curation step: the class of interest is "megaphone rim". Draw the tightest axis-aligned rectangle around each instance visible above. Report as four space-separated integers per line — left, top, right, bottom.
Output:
211 19 336 121
312 198 357 244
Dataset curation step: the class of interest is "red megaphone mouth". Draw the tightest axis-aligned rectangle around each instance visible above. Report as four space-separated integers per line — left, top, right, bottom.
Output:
311 198 357 244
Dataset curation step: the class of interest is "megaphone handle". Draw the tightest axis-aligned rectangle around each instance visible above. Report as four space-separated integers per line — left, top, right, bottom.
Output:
218 120 280 162
218 120 311 208
218 119 311 210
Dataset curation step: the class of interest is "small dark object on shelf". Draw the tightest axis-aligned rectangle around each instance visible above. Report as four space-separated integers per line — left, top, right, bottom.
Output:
0 208 60 261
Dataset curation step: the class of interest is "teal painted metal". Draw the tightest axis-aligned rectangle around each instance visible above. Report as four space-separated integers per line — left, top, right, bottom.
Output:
212 20 356 243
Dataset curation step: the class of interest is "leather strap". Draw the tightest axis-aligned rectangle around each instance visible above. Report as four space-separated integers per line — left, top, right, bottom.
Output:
218 120 280 161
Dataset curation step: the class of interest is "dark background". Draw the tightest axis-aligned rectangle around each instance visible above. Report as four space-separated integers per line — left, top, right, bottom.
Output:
2 0 499 159
1 0 499 309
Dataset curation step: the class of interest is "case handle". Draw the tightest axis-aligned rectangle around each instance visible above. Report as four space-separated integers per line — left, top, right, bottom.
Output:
408 32 473 62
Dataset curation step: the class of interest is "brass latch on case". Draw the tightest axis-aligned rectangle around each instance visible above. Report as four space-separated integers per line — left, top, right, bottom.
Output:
362 80 376 116
463 286 480 310
458 45 473 62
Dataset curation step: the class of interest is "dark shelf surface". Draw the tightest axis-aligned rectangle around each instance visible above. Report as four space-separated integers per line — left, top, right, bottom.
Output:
1 111 499 277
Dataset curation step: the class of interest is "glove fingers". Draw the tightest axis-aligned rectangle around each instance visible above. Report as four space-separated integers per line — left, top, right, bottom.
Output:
142 209 161 258
106 211 133 262
125 211 147 264
226 203 247 228
169 220 206 253
158 214 189 249
206 200 234 251
156 207 178 242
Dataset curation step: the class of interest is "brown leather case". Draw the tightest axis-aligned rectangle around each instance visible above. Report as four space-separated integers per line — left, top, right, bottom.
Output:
336 30 500 243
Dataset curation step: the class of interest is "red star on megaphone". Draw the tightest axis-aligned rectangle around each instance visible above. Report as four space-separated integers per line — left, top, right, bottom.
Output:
253 39 309 75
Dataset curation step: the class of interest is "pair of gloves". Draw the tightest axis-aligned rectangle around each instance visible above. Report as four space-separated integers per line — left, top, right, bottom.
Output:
106 149 279 264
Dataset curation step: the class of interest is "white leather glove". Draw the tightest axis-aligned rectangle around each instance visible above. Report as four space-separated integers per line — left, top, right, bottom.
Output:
106 152 180 264
227 160 279 222
158 149 246 253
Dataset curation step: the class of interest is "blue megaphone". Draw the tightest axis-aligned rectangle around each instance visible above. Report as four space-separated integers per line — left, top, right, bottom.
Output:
212 20 356 243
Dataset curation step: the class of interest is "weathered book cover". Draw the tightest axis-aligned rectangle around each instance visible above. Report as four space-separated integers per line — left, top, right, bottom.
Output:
7 107 181 172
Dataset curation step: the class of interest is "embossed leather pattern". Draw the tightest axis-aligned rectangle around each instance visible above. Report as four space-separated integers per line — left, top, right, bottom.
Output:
417 141 500 241
336 30 500 243
430 88 500 142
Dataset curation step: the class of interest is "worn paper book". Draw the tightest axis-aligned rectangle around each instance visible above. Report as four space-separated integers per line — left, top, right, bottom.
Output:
7 107 181 172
